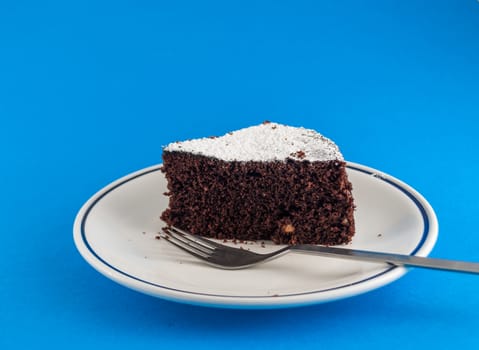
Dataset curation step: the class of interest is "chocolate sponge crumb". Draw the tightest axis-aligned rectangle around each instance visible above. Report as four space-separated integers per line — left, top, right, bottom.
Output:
161 152 355 245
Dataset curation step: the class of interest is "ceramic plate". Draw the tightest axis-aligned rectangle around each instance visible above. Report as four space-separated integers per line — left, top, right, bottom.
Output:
73 162 438 309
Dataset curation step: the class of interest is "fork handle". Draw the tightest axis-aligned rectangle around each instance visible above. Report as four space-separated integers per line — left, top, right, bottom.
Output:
291 245 479 274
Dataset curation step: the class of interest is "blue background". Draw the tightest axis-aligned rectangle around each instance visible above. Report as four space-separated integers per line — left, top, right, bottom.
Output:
2 1 479 348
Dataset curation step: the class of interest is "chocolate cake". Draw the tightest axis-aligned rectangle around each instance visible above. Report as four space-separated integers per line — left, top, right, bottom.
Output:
161 122 355 245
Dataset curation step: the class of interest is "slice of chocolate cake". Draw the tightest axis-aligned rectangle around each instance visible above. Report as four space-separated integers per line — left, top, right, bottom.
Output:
161 122 355 245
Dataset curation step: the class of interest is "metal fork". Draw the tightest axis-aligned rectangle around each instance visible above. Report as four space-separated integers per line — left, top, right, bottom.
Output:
162 226 479 274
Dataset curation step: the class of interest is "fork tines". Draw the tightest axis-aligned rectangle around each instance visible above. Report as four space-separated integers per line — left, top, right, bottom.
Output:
163 226 217 259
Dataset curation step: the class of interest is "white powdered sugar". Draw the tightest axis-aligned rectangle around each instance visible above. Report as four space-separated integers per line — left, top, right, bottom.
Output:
164 122 344 162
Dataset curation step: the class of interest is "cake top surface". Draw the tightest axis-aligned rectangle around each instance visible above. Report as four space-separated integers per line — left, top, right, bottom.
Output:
164 122 344 162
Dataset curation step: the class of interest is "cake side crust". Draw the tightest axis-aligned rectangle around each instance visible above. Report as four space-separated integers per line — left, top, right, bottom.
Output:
161 151 355 245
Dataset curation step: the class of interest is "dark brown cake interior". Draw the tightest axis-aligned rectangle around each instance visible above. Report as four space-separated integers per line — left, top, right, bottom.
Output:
161 151 355 245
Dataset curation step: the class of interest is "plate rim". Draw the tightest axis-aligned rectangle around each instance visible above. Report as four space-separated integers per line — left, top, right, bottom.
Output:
73 161 438 309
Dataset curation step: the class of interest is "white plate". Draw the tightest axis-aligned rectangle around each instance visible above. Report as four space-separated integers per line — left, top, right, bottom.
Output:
73 162 438 309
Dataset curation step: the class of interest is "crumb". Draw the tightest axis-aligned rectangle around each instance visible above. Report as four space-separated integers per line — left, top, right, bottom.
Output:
271 125 277 130
290 150 306 159
208 135 218 139
272 294 279 297
282 224 295 234
261 241 265 248
223 239 228 243
232 239 237 244
377 233 382 237
262 120 271 124
155 236 161 240
142 231 146 234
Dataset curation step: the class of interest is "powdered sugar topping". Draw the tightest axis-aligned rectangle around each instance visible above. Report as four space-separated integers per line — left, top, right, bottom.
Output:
164 122 344 162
